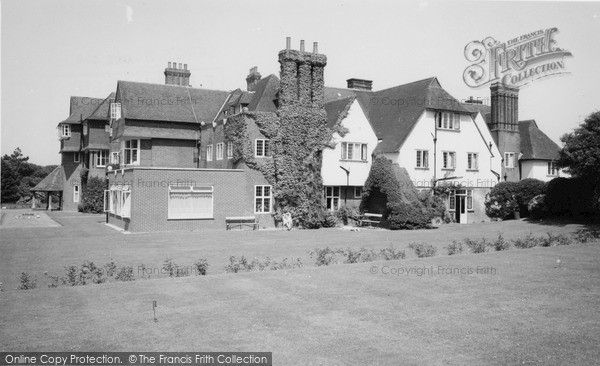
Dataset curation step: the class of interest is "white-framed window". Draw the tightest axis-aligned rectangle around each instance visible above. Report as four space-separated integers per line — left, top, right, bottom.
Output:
168 185 213 219
354 186 362 198
467 152 479 170
442 151 456 169
504 152 515 168
547 161 558 176
216 143 224 160
254 185 272 214
122 139 140 165
95 150 109 167
255 139 271 157
104 184 131 218
73 185 80 203
416 150 429 168
74 152 80 163
448 189 473 211
227 142 233 158
438 112 461 130
341 142 368 161
325 186 340 211
111 152 119 164
83 123 88 135
60 124 71 138
206 144 213 162
110 102 121 120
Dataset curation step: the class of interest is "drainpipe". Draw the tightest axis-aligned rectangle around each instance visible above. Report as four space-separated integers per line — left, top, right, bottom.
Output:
432 112 439 189
339 166 350 205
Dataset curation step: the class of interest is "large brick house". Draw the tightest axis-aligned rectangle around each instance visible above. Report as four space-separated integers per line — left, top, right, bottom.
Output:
41 38 565 231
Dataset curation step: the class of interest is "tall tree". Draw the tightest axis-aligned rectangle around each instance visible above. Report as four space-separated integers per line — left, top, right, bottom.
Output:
558 111 600 180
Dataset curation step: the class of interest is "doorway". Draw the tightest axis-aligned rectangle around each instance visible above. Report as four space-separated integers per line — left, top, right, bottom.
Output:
454 193 468 224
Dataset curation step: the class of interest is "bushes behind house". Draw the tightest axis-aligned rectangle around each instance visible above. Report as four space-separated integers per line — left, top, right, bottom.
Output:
485 179 546 219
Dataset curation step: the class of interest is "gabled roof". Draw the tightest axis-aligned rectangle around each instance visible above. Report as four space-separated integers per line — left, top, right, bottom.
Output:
31 166 65 192
461 102 491 125
116 81 230 123
519 120 561 160
325 77 469 153
324 96 355 128
59 96 104 125
247 74 280 113
87 92 116 121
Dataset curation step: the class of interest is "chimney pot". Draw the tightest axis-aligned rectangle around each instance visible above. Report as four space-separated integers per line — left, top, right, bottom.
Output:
300 40 305 52
168 62 172 68
313 42 318 54
178 63 182 69
184 64 187 70
286 37 291 50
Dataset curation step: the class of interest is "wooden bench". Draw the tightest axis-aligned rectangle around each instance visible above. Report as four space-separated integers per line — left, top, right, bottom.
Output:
226 216 259 230
358 213 383 227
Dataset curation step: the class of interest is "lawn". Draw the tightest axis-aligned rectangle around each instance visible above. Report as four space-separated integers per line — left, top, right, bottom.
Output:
1 211 599 364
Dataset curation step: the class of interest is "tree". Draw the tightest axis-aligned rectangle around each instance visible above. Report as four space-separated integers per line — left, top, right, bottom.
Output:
1 147 57 204
558 111 600 180
1 159 20 203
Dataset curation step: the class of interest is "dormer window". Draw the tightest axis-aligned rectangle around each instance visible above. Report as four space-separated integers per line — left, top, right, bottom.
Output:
438 112 461 130
59 124 71 138
110 102 121 120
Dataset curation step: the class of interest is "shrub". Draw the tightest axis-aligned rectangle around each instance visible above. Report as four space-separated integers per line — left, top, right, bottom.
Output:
309 247 339 266
528 194 547 219
378 245 406 260
485 182 519 219
539 232 573 247
464 238 489 254
408 242 437 258
79 261 105 284
43 272 61 288
78 176 107 213
193 259 209 276
104 261 117 277
512 233 540 249
573 229 600 243
360 156 435 230
491 234 510 251
115 266 135 281
341 247 378 264
515 179 546 217
162 258 183 277
544 177 599 219
18 272 37 290
63 265 80 286
335 205 359 225
224 256 302 272
224 255 249 273
446 241 464 255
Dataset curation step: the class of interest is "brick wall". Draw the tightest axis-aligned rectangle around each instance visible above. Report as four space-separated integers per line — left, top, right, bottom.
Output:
61 152 83 211
151 139 196 168
108 167 253 232
60 124 82 152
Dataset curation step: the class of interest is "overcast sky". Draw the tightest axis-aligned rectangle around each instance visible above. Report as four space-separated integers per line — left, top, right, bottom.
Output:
2 0 599 165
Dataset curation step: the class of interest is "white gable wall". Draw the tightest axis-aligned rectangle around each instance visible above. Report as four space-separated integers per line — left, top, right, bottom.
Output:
322 101 378 186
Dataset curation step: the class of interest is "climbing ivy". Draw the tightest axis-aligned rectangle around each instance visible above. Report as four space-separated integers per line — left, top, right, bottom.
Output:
224 106 334 228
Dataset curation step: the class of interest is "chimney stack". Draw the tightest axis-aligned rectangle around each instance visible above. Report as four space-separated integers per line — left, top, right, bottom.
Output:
346 78 373 91
246 66 262 91
490 82 521 182
313 42 318 54
278 37 327 108
164 61 191 86
286 37 291 50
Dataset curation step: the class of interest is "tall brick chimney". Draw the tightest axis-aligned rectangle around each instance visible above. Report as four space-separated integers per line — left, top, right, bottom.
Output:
278 37 327 108
347 78 373 91
490 82 520 181
164 62 191 86
246 66 262 91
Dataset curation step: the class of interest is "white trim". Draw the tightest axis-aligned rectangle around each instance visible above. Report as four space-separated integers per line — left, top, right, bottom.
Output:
168 185 214 219
254 185 272 214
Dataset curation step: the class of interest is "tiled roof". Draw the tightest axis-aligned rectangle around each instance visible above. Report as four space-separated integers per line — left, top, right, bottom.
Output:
325 77 469 153
461 102 491 125
59 96 104 125
116 81 230 123
247 74 280 113
88 92 116 121
324 96 355 128
31 166 65 192
519 120 561 160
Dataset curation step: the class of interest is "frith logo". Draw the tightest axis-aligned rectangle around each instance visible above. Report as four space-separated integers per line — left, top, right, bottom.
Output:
463 28 572 88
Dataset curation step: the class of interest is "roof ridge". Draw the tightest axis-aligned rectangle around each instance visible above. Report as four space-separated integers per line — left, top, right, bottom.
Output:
116 80 231 94
374 76 438 93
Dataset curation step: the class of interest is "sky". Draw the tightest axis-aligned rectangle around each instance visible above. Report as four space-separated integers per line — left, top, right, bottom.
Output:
1 0 599 166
